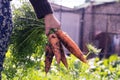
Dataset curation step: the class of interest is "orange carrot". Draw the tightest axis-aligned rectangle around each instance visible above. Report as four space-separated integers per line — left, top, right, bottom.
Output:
45 44 54 74
55 29 87 63
60 42 68 68
48 33 61 64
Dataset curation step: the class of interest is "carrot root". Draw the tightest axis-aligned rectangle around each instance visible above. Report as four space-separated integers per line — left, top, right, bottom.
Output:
55 29 87 63
45 44 54 74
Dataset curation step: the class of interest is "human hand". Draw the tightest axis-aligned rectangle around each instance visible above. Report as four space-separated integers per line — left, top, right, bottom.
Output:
44 14 60 35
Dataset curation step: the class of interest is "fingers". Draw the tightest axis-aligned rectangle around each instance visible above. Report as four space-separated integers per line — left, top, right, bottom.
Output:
45 27 61 36
44 14 61 36
45 27 50 36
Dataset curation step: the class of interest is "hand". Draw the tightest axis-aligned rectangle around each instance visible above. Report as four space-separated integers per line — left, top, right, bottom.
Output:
44 14 60 35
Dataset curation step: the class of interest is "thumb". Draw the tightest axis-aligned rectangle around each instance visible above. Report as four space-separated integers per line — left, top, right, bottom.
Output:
45 27 50 36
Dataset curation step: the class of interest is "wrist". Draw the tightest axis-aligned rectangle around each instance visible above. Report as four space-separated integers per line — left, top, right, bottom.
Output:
44 13 53 19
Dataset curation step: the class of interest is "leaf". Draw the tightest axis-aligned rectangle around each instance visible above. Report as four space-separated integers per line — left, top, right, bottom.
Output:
103 59 109 66
109 54 118 63
86 43 101 55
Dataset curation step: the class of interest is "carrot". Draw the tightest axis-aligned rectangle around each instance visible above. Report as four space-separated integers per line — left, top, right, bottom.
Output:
55 29 87 63
60 42 68 68
45 44 54 74
48 33 61 64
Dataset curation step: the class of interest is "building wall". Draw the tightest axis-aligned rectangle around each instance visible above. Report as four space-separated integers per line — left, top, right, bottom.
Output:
83 2 120 55
53 2 120 55
93 2 120 32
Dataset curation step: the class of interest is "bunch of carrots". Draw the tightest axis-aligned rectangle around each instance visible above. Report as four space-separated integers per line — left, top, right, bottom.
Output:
45 29 87 74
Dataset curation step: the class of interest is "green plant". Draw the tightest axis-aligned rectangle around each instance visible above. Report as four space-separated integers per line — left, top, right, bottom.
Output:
3 48 120 80
2 2 47 80
86 43 101 57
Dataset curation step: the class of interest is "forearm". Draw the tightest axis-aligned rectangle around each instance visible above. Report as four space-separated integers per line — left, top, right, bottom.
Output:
29 0 60 35
29 0 53 19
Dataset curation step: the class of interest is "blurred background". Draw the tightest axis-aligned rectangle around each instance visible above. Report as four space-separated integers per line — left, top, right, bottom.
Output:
2 0 120 80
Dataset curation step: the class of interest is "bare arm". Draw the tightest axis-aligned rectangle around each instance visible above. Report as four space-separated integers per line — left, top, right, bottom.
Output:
29 0 60 35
